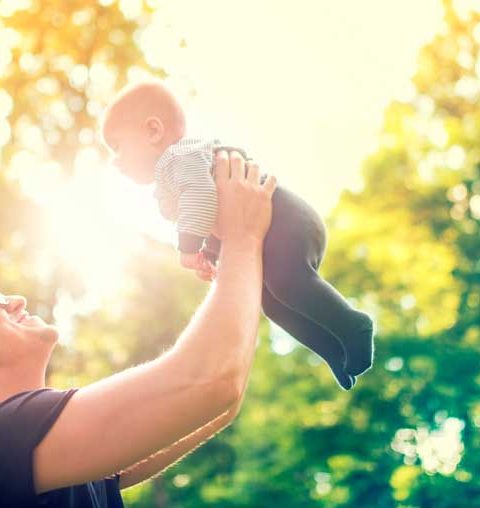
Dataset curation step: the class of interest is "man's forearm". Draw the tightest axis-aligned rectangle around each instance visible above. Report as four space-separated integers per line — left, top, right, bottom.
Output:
120 249 264 490
118 399 242 490
171 237 264 392
134 237 263 458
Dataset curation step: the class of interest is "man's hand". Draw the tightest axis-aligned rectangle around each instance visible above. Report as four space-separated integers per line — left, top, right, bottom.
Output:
180 252 217 282
211 151 276 244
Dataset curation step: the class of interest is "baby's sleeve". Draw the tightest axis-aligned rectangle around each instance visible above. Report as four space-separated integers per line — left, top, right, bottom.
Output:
175 150 218 254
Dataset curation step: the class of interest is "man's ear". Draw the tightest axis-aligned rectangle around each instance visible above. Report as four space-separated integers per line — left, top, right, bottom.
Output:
145 117 165 144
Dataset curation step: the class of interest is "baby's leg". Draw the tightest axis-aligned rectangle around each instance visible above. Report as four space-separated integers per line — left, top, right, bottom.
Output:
264 260 374 377
262 287 356 390
263 184 374 377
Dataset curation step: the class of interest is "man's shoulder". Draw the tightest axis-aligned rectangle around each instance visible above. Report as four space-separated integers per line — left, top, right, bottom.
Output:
0 388 72 415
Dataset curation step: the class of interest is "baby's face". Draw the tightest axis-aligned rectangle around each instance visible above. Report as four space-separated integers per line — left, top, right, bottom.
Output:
103 124 158 184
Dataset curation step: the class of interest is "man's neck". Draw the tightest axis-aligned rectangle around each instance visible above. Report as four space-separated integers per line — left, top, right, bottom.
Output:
0 368 46 405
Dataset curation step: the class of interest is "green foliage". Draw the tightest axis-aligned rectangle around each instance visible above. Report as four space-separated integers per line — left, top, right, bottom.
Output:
157 1 480 506
1 0 480 507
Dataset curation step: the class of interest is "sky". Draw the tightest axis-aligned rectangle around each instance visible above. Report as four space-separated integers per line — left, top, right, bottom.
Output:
138 0 444 213
2 0 449 336
111 0 446 250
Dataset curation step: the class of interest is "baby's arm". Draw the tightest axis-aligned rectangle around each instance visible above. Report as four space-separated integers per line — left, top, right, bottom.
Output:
176 146 247 272
176 172 217 252
175 151 218 275
179 251 216 282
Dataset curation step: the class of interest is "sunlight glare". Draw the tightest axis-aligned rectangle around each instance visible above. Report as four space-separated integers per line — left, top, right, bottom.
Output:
26 151 175 310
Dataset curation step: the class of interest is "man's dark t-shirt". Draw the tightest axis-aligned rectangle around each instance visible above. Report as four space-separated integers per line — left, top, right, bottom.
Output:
0 388 124 507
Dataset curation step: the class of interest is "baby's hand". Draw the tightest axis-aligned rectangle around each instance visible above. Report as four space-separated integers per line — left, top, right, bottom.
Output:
180 252 204 269
195 257 217 282
179 252 217 281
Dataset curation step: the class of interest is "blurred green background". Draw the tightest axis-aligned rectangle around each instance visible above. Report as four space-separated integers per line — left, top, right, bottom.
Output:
1 0 479 506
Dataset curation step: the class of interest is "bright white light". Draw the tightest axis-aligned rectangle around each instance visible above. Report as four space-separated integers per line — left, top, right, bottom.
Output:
0 44 12 74
400 294 416 310
314 472 332 497
6 148 175 315
137 0 443 215
470 195 480 219
0 0 32 18
385 357 404 372
427 120 449 148
119 0 143 20
453 0 480 21
173 474 191 488
0 119 11 147
2 0 447 323
392 417 465 475
448 184 468 202
0 90 13 117
269 322 297 355
446 145 466 170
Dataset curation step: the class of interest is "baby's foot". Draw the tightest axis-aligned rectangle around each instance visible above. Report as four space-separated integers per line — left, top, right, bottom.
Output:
328 363 357 391
343 311 374 377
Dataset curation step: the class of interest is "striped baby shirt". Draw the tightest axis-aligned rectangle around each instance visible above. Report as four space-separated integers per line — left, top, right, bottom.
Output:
153 137 248 254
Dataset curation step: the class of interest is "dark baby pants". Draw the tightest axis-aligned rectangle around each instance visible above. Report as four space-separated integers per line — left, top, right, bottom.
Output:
204 182 374 390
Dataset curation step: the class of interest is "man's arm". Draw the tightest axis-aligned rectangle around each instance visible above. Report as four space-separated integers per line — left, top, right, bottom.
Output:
117 398 242 490
117 253 259 491
118 288 260 492
119 276 259 492
33 151 276 495
33 236 262 494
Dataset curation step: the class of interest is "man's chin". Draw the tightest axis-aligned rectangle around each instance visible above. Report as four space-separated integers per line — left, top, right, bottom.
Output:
40 325 59 343
27 323 59 344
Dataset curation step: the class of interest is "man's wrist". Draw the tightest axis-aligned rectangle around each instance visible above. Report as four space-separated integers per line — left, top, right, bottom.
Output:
221 236 263 257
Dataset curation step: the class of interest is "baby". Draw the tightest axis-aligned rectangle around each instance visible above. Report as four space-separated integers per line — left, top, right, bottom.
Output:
101 80 374 390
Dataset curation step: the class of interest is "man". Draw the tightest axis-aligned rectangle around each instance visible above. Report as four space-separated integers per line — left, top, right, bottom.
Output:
0 150 276 507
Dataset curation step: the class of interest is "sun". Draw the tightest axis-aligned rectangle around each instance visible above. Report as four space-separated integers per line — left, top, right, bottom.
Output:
11 145 176 305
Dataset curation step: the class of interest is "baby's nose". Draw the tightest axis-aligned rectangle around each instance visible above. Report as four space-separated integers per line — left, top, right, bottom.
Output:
109 154 119 167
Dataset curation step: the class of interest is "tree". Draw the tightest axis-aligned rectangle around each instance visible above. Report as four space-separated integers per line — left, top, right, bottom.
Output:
2 1 480 506
159 1 480 506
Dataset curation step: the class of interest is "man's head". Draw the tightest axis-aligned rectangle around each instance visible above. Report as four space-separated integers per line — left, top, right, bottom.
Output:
101 80 186 184
0 295 58 386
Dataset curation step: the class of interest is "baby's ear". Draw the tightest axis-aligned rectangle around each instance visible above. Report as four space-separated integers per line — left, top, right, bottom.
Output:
145 117 165 144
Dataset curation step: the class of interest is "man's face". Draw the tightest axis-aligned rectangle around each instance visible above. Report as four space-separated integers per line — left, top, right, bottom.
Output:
0 295 58 368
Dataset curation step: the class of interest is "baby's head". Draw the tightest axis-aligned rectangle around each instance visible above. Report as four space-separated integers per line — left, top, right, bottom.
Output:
101 80 186 183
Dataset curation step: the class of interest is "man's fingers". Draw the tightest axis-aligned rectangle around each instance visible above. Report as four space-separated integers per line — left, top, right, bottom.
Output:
246 160 260 184
214 150 229 188
262 174 277 196
229 151 245 181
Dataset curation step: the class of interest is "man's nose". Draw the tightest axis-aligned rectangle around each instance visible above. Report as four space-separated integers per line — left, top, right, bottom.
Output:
5 295 27 315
